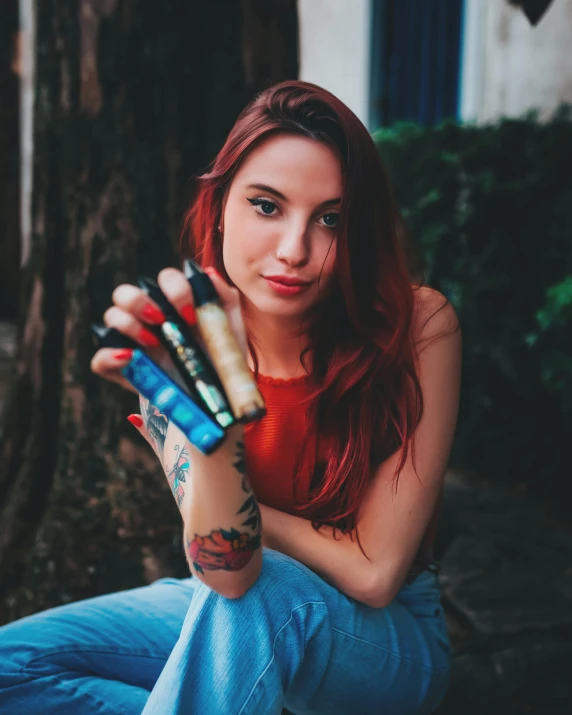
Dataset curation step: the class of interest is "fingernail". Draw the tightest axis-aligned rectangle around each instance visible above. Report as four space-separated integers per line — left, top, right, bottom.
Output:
127 414 144 428
180 304 196 326
112 349 133 361
205 266 222 280
139 328 161 348
141 304 166 324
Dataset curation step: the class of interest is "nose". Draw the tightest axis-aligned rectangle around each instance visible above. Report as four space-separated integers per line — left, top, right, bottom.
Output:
275 220 310 267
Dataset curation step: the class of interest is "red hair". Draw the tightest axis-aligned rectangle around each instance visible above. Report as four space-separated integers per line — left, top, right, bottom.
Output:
181 80 424 559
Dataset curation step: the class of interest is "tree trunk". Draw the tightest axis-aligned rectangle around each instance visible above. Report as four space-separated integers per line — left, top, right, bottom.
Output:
0 0 298 625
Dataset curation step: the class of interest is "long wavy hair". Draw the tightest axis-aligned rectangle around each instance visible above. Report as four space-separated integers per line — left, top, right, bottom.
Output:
181 80 434 559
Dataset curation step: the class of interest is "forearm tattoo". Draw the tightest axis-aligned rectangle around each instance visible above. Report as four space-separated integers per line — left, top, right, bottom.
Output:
186 438 262 575
233 439 250 493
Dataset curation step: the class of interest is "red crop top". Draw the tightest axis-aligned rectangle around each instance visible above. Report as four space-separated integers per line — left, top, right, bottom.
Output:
244 373 441 577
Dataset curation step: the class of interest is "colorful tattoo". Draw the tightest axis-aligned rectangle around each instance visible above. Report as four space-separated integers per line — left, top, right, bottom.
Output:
185 528 262 574
183 435 262 576
166 444 189 509
140 397 169 460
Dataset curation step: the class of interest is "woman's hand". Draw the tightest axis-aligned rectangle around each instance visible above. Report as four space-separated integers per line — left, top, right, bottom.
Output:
89 276 173 394
90 264 248 393
90 263 250 478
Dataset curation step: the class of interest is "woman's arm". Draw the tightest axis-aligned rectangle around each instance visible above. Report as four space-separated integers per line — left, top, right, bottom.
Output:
260 503 376 603
138 397 262 599
262 288 461 608
94 264 263 600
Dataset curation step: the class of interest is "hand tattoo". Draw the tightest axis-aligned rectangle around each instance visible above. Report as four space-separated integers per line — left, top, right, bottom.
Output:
166 444 189 509
140 397 168 463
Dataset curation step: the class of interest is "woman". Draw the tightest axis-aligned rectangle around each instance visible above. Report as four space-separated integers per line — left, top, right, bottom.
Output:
0 80 460 714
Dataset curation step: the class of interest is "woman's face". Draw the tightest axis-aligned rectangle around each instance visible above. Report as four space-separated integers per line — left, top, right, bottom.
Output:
221 134 343 321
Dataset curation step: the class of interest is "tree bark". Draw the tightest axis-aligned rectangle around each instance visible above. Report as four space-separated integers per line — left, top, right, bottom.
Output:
0 0 298 625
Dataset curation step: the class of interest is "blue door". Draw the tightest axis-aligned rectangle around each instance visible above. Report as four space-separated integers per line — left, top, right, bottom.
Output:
370 0 464 129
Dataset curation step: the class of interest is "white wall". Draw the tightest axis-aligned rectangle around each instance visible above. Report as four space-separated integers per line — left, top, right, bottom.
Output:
298 0 372 128
460 0 572 123
299 0 572 127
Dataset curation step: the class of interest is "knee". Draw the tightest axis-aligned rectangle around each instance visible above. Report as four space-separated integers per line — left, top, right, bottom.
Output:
194 548 326 611
0 618 40 678
246 548 325 602
0 609 78 679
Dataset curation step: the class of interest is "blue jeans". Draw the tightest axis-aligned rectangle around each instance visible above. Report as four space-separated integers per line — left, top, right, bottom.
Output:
0 548 451 714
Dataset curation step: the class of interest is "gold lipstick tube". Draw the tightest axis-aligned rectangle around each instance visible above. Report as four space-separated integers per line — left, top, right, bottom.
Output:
183 259 266 424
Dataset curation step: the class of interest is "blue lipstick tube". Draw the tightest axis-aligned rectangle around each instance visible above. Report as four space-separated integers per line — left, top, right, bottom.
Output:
92 325 225 455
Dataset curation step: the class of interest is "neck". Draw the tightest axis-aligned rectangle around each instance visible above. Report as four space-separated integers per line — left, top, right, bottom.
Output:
242 298 311 379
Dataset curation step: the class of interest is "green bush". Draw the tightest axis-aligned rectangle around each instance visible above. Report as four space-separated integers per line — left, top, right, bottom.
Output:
528 275 572 414
374 108 572 496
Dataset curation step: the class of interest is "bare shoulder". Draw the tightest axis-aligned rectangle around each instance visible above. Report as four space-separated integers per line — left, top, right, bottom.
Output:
411 285 461 346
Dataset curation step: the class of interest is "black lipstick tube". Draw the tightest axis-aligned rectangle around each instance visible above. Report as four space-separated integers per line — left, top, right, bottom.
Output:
137 276 235 430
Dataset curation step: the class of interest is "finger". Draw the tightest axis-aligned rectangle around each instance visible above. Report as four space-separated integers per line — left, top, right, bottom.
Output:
112 283 167 326
90 347 139 394
204 267 241 311
156 267 197 327
127 413 145 431
126 413 159 455
103 305 162 349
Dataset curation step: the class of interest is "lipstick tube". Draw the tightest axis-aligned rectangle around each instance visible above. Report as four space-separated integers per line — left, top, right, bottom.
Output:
183 259 266 424
91 324 225 455
137 276 235 430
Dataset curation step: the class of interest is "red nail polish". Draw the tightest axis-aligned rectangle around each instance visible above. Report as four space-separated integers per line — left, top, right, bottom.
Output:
141 304 166 324
139 328 161 348
181 304 196 326
205 266 222 280
112 349 133 361
127 414 144 428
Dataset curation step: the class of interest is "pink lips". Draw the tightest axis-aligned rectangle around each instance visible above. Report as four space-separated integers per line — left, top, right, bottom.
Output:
263 275 311 296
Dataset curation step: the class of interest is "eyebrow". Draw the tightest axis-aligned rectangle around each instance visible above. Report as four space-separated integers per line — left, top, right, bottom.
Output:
246 183 341 208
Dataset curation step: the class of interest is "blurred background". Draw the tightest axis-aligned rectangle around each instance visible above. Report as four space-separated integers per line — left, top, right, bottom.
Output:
0 1 570 713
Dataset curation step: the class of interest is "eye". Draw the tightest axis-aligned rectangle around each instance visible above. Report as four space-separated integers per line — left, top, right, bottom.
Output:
248 198 278 216
320 213 339 229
